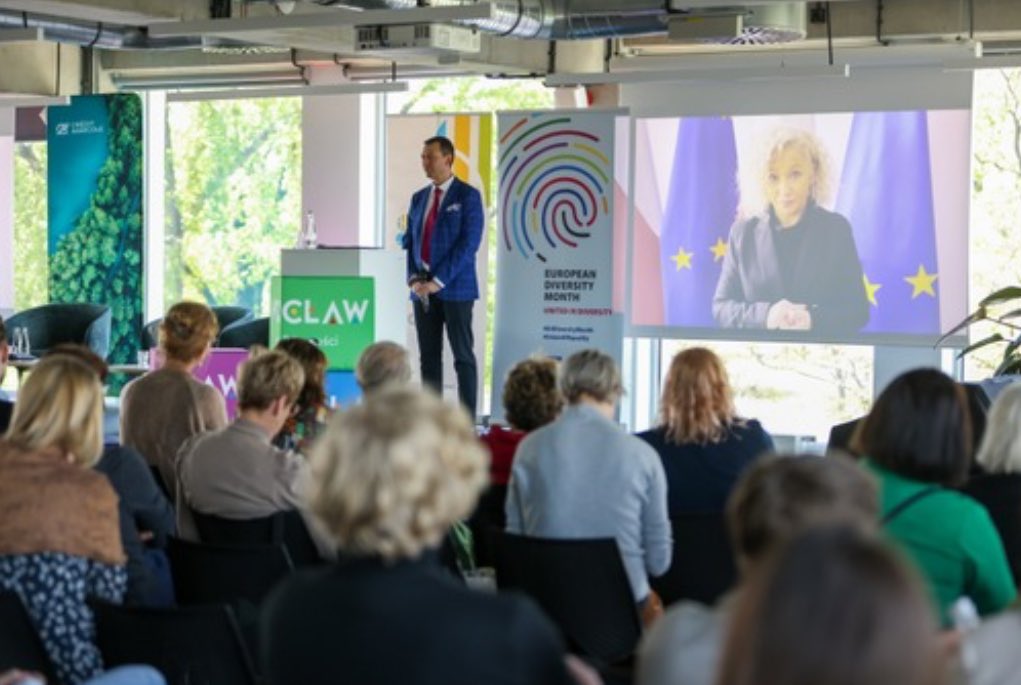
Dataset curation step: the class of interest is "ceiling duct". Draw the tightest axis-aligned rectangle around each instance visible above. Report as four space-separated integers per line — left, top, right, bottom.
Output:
306 0 810 42
0 9 200 49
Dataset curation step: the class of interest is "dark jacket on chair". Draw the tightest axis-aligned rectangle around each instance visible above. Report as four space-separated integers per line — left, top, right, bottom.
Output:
260 554 570 685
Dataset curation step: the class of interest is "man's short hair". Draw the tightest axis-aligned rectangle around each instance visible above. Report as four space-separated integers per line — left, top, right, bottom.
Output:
238 350 305 411
356 341 411 395
726 453 879 564
424 135 455 160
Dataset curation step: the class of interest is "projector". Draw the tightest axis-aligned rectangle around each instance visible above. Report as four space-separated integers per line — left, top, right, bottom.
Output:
354 24 481 54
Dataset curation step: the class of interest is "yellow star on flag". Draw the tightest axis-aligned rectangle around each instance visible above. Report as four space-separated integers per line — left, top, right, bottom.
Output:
670 246 693 271
862 273 881 307
710 238 728 262
904 264 938 299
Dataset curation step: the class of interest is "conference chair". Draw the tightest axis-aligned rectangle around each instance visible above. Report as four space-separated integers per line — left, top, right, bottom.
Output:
210 306 254 340
140 317 161 351
491 532 642 666
92 600 258 685
5 302 112 359
192 509 323 566
217 317 269 349
0 591 59 683
167 536 294 607
650 513 738 607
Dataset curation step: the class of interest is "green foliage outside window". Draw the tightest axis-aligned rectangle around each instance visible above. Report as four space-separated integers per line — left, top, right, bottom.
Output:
165 98 301 315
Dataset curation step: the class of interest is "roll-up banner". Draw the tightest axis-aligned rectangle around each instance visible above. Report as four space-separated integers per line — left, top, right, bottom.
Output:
491 111 623 421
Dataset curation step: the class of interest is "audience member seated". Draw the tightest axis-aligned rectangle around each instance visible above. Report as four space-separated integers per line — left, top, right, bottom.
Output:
855 368 1017 624
1 666 165 685
354 340 411 396
176 350 326 552
260 388 572 685
0 356 126 684
637 453 879 685
506 348 672 616
715 526 944 685
44 344 176 607
637 347 773 514
274 338 330 452
120 301 227 493
0 316 11 433
963 383 1021 586
476 357 563 537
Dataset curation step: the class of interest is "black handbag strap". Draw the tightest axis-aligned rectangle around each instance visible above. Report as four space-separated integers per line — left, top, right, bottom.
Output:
882 486 941 525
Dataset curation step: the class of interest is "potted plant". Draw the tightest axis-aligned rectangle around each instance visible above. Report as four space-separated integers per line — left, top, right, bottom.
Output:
939 286 1021 375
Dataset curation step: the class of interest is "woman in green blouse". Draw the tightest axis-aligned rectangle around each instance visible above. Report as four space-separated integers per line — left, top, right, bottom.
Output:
853 368 1016 625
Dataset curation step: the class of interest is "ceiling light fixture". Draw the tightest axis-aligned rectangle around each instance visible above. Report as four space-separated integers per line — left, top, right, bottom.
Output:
544 63 850 87
164 81 408 102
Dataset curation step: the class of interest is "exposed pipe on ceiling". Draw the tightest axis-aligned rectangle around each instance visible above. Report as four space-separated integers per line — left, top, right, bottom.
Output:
0 9 201 50
305 0 671 39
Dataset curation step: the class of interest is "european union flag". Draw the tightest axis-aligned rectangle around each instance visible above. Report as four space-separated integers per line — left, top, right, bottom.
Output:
835 111 939 335
660 117 739 327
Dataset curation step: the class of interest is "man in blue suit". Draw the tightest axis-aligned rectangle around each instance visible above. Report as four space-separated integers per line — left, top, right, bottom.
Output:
401 136 484 416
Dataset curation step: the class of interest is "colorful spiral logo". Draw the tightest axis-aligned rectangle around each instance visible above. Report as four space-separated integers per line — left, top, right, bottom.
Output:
499 114 611 262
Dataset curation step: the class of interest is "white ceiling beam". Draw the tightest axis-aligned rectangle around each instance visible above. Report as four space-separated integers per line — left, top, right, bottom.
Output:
544 63 850 87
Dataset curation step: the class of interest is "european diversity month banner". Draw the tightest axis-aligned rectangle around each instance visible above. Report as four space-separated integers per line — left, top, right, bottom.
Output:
491 111 622 419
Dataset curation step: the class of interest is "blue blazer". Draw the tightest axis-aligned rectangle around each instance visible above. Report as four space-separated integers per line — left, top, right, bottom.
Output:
402 177 484 302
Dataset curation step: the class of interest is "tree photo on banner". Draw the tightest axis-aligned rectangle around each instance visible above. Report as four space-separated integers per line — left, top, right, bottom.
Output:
47 94 143 369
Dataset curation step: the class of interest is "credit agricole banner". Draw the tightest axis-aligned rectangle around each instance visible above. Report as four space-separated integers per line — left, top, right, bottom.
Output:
270 276 375 370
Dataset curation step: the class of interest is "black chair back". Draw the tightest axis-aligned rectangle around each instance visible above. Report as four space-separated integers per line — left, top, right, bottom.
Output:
0 591 59 683
492 532 641 665
651 512 737 607
140 318 161 351
217 317 269 349
192 509 323 566
167 536 294 607
6 303 112 358
92 600 258 685
211 306 254 339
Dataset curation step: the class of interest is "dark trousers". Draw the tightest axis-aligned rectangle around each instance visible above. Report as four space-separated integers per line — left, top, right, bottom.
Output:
413 296 477 416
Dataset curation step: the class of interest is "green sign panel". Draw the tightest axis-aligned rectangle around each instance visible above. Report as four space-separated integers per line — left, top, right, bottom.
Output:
271 276 375 370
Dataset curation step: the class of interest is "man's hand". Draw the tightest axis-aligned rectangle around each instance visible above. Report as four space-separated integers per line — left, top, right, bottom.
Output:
422 281 441 295
767 300 812 330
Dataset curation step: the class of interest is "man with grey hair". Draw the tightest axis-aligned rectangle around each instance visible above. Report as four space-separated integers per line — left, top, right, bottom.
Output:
505 348 672 614
355 341 412 396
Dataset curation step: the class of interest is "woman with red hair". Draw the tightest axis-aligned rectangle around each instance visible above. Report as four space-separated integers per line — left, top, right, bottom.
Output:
638 347 773 515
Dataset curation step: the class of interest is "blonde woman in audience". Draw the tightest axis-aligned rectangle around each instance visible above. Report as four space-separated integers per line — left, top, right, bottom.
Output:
964 382 1021 586
638 347 773 515
260 388 573 685
120 301 227 492
715 525 944 685
0 356 126 684
274 338 330 451
638 454 879 685
855 368 1016 625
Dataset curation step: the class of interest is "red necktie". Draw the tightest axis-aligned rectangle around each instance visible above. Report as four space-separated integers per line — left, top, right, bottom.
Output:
421 186 443 266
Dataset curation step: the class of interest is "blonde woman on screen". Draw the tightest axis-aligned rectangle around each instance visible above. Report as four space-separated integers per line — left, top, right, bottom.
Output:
712 128 869 334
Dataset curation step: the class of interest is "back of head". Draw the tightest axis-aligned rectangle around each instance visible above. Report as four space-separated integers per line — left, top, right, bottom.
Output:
44 343 110 383
275 338 327 409
660 347 736 444
355 341 411 395
307 388 487 561
727 454 878 566
561 348 622 405
238 350 305 411
716 525 939 685
0 314 6 345
502 357 563 432
159 301 219 364
852 368 971 486
976 383 1021 475
5 355 104 467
